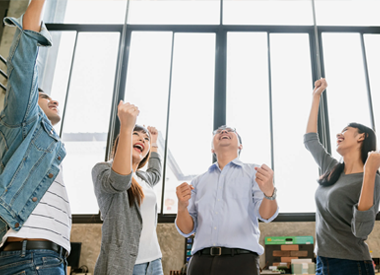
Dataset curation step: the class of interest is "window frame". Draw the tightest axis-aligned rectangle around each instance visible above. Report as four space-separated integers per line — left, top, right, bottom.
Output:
44 1 380 224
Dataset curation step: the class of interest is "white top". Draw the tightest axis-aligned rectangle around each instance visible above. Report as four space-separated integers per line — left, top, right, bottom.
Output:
1 166 72 253
134 173 162 264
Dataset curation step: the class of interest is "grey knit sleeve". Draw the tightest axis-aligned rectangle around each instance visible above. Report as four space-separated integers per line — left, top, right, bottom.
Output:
304 132 338 174
351 175 380 238
144 152 162 187
92 162 133 194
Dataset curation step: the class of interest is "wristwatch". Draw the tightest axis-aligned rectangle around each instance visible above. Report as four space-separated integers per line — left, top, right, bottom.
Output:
264 187 277 200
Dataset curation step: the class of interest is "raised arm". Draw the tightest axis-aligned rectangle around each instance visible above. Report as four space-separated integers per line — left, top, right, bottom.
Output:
358 152 380 211
306 78 327 134
2 0 51 125
23 0 45 31
112 101 139 175
144 126 162 186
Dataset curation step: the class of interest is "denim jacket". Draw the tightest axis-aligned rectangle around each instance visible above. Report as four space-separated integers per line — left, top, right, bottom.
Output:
0 16 66 240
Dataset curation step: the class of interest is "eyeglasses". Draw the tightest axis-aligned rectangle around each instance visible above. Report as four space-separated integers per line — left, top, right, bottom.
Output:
213 127 236 135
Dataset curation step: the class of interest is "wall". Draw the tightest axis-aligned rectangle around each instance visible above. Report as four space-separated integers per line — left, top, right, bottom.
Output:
71 221 380 275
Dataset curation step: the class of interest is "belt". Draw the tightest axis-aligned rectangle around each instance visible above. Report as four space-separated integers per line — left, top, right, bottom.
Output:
0 240 68 257
197 247 257 256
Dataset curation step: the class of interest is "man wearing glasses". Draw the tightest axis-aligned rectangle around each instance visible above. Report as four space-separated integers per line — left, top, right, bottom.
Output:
175 125 279 275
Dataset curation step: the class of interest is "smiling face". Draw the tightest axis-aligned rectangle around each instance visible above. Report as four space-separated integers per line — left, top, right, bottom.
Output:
336 126 365 156
132 130 150 163
38 92 61 125
212 126 242 157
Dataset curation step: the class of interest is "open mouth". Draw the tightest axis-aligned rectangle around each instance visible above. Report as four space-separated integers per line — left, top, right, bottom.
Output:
133 143 144 153
220 134 231 140
337 137 344 145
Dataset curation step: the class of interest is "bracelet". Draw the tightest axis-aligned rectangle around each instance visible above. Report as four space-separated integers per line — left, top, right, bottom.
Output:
151 143 158 148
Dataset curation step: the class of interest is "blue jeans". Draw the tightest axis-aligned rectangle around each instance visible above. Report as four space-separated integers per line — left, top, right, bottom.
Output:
316 256 374 275
133 258 163 275
0 247 67 275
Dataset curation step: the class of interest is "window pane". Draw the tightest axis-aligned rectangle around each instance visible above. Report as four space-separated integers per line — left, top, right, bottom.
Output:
61 32 120 214
124 31 173 213
270 33 319 213
316 0 380 26
364 34 380 141
322 33 372 159
223 0 313 25
226 32 271 166
128 0 220 25
43 0 127 24
163 33 216 214
38 31 77 135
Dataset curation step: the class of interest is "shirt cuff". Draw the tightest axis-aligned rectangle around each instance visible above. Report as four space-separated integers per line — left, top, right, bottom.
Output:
4 15 52 47
352 203 377 222
175 216 197 237
257 200 280 223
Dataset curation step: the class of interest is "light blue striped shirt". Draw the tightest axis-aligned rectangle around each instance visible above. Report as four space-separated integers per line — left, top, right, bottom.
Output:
175 158 279 255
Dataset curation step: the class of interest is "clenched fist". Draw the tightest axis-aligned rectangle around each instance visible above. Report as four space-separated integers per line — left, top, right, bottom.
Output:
254 164 275 198
313 78 328 97
147 126 158 144
176 182 194 211
118 101 139 131
365 151 380 174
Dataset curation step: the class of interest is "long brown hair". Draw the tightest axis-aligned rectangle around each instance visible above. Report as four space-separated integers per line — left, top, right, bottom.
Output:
110 126 151 207
318 123 378 186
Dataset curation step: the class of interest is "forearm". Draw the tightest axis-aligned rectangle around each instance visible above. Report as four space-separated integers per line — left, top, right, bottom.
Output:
176 208 194 234
23 0 45 31
306 94 321 134
358 169 377 211
112 128 133 175
259 199 278 220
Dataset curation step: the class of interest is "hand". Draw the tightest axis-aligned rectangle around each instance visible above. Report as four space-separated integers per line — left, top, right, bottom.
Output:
147 126 159 144
176 182 194 211
255 164 275 198
365 151 380 174
313 78 328 97
117 101 139 131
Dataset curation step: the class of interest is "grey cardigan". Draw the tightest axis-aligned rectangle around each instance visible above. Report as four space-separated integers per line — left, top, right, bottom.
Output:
92 152 161 275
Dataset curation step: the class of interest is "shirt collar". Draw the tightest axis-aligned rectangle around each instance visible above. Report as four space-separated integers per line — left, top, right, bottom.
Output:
208 157 243 172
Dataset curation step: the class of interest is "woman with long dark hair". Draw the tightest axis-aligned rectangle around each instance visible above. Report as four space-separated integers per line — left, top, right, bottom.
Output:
305 78 380 275
92 101 163 275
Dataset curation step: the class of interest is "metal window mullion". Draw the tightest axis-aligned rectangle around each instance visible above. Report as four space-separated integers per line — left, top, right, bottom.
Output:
105 0 131 161
360 33 376 132
267 33 275 172
160 32 176 215
59 31 79 138
212 28 227 163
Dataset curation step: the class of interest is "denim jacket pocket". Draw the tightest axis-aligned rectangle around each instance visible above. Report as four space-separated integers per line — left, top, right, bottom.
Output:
32 126 56 152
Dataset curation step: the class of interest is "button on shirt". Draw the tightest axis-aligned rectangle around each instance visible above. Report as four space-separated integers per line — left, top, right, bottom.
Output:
175 158 279 255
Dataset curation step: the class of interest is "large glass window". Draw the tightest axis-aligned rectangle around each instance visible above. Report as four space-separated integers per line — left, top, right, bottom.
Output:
163 33 216 214
128 0 220 25
270 33 319 213
315 0 380 26
43 0 128 24
364 34 380 140
226 32 271 166
124 31 173 212
31 0 380 220
60 32 120 214
223 0 313 25
322 33 372 159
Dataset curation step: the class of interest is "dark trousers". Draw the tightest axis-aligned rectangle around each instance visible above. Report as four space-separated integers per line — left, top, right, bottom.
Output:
187 253 260 275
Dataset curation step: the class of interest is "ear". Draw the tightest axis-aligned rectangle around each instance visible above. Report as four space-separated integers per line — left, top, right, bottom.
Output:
238 144 243 150
357 133 365 143
211 149 215 154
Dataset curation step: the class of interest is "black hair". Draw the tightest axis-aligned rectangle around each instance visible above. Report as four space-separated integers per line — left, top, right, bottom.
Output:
318 122 378 186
